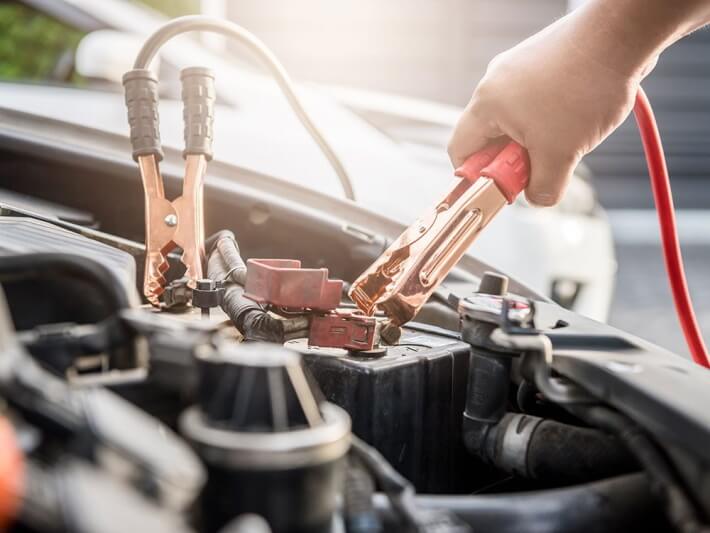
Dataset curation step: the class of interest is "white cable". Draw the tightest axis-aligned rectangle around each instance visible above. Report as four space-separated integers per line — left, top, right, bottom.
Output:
134 16 356 200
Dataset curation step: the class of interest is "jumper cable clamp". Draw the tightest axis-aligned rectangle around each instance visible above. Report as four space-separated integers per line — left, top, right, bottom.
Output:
123 67 216 306
349 140 529 326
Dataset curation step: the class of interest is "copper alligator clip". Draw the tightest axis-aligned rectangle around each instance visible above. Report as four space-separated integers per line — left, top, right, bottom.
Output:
349 140 529 326
138 153 206 305
123 67 215 306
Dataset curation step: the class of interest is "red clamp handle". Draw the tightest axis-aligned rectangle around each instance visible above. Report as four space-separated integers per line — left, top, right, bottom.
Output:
455 141 530 203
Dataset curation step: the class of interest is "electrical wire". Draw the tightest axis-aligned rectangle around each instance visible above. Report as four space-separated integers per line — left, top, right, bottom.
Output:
133 15 356 201
633 88 710 368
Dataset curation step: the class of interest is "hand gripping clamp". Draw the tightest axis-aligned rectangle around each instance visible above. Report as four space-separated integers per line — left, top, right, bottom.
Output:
123 67 216 306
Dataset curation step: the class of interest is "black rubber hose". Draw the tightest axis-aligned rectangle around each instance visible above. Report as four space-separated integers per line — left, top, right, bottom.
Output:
221 286 288 342
0 253 131 312
568 405 710 533
516 379 538 413
373 473 666 533
465 412 635 483
206 230 247 285
521 416 636 483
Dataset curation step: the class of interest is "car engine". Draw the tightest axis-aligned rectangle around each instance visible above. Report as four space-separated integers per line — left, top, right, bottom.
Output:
0 15 708 533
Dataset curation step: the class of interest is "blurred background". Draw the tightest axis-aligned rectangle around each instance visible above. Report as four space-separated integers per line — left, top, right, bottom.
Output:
1 0 709 356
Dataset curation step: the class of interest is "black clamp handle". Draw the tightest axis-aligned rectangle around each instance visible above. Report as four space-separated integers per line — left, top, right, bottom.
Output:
123 69 164 162
123 66 216 162
181 66 216 161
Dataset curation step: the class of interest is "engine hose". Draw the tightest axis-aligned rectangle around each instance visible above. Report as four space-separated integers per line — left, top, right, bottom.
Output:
634 88 709 367
505 414 634 483
373 473 663 533
464 411 635 484
568 405 710 533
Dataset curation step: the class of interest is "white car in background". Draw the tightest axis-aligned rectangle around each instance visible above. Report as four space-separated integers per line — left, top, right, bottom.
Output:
4 0 615 320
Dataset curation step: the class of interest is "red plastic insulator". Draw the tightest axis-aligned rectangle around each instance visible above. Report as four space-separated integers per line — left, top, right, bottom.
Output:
455 140 530 203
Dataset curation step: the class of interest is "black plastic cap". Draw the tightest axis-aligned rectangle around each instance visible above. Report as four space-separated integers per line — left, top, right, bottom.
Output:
196 343 323 432
478 271 509 296
123 69 164 162
181 66 216 161
192 278 224 310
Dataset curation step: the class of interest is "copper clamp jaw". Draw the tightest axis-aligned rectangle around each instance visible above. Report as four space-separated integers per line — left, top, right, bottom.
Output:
123 67 216 306
349 141 529 326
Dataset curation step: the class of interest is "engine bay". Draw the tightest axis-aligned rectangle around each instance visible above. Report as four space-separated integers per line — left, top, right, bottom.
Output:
1 143 709 532
0 15 709 533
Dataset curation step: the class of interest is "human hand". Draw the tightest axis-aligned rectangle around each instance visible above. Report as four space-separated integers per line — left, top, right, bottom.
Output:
447 13 646 206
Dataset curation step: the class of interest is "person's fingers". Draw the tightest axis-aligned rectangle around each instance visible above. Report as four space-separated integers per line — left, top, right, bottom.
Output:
447 103 502 168
524 149 579 206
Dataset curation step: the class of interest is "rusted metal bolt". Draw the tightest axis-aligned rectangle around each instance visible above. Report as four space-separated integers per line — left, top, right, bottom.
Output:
380 320 402 345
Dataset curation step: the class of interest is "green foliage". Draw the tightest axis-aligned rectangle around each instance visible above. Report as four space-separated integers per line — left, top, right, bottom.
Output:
137 0 200 17
0 3 86 84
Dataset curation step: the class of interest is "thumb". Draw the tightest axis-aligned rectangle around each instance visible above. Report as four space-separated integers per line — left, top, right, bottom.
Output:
448 105 502 168
524 149 579 207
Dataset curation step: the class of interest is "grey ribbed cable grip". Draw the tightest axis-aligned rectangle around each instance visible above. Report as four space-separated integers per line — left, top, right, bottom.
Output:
122 69 163 161
181 66 216 160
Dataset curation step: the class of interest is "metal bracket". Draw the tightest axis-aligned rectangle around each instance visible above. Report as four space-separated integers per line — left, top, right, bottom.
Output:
489 328 593 404
461 293 593 404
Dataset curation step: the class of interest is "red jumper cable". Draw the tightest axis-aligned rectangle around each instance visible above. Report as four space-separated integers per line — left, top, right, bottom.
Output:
350 87 709 367
634 88 709 367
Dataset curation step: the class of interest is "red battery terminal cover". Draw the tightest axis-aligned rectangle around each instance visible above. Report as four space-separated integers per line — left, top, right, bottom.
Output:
309 311 381 352
243 258 343 311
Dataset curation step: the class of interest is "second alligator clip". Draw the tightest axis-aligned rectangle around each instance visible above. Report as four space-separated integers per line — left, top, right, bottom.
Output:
349 140 530 326
123 66 216 306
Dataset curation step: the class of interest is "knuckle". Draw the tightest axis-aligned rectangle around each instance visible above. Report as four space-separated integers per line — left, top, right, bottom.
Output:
486 50 508 73
471 82 494 109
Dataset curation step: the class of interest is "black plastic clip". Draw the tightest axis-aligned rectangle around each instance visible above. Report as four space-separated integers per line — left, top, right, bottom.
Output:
192 279 225 318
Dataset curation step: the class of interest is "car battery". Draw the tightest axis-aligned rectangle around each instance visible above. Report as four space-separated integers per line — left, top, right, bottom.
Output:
291 324 476 493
